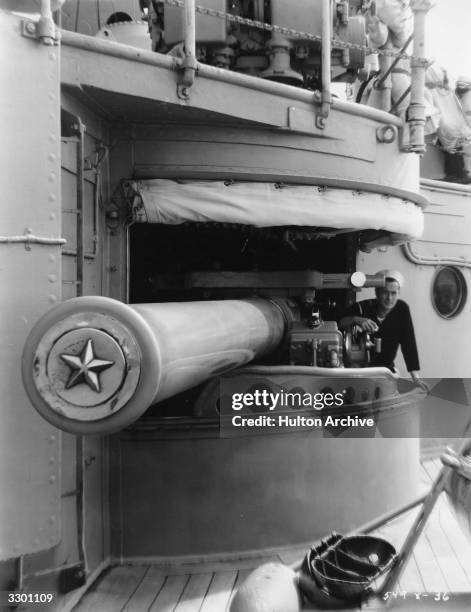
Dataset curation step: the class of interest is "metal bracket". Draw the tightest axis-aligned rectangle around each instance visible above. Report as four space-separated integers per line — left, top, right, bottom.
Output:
314 91 330 130
105 203 122 230
177 55 198 100
22 19 59 46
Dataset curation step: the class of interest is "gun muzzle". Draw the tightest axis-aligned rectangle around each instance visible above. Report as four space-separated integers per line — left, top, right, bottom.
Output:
22 296 287 434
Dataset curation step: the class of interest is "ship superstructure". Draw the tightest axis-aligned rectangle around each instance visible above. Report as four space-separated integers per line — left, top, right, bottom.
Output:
2 1 471 609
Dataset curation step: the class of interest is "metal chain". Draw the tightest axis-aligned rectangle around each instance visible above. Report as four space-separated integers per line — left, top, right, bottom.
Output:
160 0 429 65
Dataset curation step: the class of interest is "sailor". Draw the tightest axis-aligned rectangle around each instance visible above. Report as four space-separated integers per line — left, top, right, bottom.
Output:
339 270 428 391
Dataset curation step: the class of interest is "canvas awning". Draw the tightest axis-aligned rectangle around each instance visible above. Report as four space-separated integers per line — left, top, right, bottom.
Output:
129 179 424 241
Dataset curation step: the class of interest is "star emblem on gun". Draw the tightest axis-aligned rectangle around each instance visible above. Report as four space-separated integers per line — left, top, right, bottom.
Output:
60 338 114 393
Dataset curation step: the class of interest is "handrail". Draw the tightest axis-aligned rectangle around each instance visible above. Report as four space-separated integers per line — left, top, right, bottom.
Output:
60 29 404 128
316 0 332 129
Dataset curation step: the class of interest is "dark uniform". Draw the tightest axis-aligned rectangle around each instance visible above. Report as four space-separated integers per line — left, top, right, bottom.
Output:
344 298 420 372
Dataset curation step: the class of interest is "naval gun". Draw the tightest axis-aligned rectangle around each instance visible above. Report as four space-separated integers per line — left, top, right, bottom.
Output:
22 271 385 435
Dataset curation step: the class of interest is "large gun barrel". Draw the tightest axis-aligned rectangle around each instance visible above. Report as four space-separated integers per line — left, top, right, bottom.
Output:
22 296 288 434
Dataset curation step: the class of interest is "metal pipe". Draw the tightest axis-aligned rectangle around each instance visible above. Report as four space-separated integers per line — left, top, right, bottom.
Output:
184 0 196 60
375 34 413 90
0 234 66 246
390 84 411 115
406 1 433 153
75 436 88 576
59 30 403 127
421 177 471 194
231 364 400 380
60 29 183 70
38 0 56 45
316 0 332 129
402 242 471 270
75 120 85 297
374 42 393 112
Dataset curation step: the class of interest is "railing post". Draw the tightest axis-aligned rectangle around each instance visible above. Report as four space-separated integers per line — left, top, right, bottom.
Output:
178 0 198 99
406 0 433 153
316 0 332 129
38 0 56 45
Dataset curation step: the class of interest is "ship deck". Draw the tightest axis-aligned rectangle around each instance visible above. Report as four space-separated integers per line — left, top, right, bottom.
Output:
73 459 471 611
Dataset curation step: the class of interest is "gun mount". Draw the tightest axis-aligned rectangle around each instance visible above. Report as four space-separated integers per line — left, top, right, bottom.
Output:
22 271 385 434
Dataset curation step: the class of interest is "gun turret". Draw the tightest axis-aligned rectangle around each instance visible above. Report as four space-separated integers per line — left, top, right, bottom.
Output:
22 272 386 434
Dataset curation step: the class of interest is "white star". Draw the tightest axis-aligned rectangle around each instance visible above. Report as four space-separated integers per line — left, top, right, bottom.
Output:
60 339 114 393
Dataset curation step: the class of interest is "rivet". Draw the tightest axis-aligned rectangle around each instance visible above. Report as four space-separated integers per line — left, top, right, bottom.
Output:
49 112 55 120
49 172 56 183
49 153 56 162
33 538 40 547
49 475 56 484
26 227 33 234
49 294 57 303
49 52 56 61
49 456 55 463
26 22 36 34
49 516 56 524
49 435 56 443
48 93 55 101
49 212 56 221
49 134 56 143
48 254 56 263
49 194 56 202
48 274 57 283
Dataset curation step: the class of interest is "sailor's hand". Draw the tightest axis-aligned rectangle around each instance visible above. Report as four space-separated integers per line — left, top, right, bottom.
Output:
353 317 378 333
410 371 430 393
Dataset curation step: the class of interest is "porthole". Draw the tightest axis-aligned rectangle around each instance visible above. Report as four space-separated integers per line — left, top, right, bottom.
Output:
106 12 132 25
432 266 467 318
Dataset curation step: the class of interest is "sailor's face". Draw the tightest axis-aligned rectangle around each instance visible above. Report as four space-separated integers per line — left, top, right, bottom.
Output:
376 281 400 312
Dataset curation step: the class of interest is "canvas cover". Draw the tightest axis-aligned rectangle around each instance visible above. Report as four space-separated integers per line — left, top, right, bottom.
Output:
130 179 424 241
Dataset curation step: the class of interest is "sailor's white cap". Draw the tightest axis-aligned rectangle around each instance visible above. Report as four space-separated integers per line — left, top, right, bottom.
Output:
377 269 404 288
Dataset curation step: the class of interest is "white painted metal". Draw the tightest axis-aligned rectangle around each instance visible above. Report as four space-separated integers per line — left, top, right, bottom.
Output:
0 10 61 558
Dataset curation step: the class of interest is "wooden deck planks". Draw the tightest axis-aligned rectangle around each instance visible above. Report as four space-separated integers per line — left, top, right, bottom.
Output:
148 574 190 612
174 573 213 612
398 553 426 594
411 529 449 593
422 502 471 592
122 566 166 612
199 571 238 612
73 566 148 612
434 502 471 585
